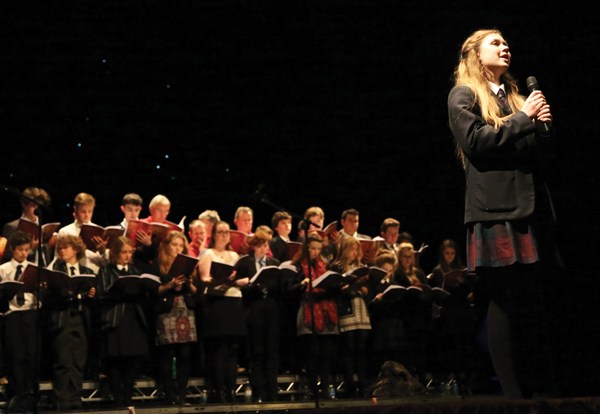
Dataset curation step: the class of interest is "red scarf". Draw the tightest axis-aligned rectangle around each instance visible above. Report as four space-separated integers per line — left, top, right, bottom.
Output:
302 259 338 332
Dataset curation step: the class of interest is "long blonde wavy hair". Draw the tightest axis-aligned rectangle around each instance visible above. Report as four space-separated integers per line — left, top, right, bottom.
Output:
453 30 526 167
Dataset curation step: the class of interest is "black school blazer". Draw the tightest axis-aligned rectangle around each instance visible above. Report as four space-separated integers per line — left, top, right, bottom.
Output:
448 85 556 225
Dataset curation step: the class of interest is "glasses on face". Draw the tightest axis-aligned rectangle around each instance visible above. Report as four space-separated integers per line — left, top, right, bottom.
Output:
216 230 230 235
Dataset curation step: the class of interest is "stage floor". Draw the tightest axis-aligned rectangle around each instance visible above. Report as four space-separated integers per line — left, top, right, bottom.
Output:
36 395 600 414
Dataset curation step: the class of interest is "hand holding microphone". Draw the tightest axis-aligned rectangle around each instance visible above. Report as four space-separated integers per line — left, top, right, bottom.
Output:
526 76 552 133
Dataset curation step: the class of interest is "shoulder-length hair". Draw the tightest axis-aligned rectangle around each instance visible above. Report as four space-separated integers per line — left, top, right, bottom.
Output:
397 242 415 275
158 231 189 274
109 236 133 265
332 236 363 272
438 239 464 273
208 221 233 250
453 29 526 166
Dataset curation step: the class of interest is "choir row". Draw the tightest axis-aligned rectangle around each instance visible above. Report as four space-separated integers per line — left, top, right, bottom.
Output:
0 188 485 409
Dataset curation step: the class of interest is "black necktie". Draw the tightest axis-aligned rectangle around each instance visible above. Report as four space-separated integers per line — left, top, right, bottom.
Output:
70 266 76 276
15 265 25 306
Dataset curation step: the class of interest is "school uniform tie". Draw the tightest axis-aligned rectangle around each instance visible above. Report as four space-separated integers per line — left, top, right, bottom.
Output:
15 265 25 306
258 258 268 298
497 88 508 105
70 266 83 311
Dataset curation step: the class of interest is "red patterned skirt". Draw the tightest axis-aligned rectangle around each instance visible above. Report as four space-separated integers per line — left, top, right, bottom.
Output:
467 220 539 271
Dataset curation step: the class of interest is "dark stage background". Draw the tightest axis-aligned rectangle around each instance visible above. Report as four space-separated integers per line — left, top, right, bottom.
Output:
2 0 598 396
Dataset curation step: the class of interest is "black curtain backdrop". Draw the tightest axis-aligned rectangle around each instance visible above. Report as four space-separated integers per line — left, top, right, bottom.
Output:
2 0 598 395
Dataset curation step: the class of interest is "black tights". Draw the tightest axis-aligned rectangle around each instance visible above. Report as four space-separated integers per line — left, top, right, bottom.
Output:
480 264 554 399
159 343 192 402
301 334 337 394
340 329 368 389
106 356 140 406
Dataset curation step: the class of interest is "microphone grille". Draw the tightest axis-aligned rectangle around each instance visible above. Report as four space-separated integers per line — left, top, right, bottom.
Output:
526 76 539 92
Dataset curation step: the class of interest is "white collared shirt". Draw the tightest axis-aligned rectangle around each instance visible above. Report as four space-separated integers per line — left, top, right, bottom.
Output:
254 255 267 273
339 230 358 245
55 221 106 274
116 264 129 272
0 259 39 314
488 82 505 95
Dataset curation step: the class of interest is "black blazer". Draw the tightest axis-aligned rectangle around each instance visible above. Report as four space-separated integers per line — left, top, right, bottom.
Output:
235 254 280 305
269 234 287 263
151 263 196 314
448 85 556 225
98 263 148 330
46 260 95 330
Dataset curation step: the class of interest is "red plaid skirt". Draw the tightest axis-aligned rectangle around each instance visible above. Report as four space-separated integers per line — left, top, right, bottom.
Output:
467 220 539 271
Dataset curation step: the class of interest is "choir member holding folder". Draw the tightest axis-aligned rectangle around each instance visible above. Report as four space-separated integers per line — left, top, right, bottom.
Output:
328 236 371 398
0 231 40 408
289 233 338 399
2 186 52 265
368 252 408 376
393 242 432 382
428 240 475 385
235 232 281 402
133 195 179 266
198 221 248 403
46 235 96 411
98 236 150 407
152 232 198 406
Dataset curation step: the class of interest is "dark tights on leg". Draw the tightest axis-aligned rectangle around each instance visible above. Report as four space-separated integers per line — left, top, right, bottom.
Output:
159 343 192 403
106 356 139 406
302 335 336 394
340 330 368 391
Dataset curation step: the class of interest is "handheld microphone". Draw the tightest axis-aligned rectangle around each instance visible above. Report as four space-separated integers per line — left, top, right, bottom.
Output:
526 76 550 133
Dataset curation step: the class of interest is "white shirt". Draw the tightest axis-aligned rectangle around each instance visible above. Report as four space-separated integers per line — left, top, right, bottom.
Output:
0 259 39 314
488 82 505 95
204 249 241 298
47 257 83 275
254 255 267 273
56 221 106 273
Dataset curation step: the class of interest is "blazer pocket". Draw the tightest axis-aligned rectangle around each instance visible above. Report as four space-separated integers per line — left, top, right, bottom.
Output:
473 171 517 212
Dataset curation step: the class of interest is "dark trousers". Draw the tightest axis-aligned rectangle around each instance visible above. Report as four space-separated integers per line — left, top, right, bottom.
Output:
53 311 87 408
4 310 38 397
205 336 240 393
247 298 281 401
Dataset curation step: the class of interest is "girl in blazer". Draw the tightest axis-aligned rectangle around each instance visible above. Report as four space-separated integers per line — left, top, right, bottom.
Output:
448 29 556 399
